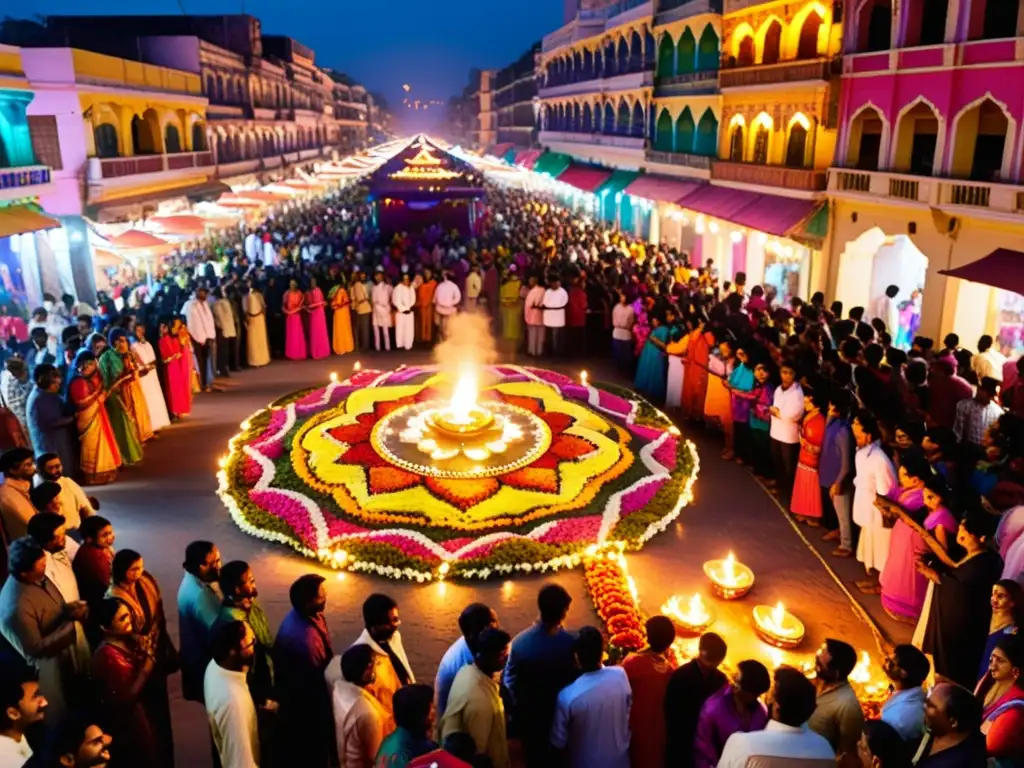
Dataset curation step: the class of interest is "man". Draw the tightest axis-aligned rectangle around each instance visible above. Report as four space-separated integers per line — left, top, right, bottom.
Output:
216 561 274 709
328 644 391 768
205 619 259 768
694 659 771 768
621 615 677 768
857 720 912 768
953 376 1004 451
870 285 900 335
433 272 462 340
0 537 90 722
566 275 588 358
177 541 223 703
441 626 511 768
0 448 36 544
912 682 987 766
611 291 635 370
550 625 631 768
434 602 497 720
807 638 864 757
71 516 115 622
49 716 113 768
464 263 482 312
851 410 896 594
524 275 546 357
184 286 217 392
26 364 76 478
392 272 416 351
416 267 437 345
879 644 929 741
274 573 334 767
664 631 728 767
972 334 1006 382
1 357 32 446
25 327 56 381
26 512 79 604
350 270 372 352
0 667 47 766
352 593 414 718
34 453 94 535
542 276 569 358
769 362 804 506
503 583 577 765
926 358 973 430
718 666 835 767
212 286 238 379
371 271 393 352
819 389 855 556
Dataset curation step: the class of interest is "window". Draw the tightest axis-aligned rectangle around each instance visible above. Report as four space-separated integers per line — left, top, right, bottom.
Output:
762 21 783 65
94 123 119 158
28 116 63 170
729 126 744 161
192 123 208 152
165 125 182 154
752 126 770 163
785 124 808 167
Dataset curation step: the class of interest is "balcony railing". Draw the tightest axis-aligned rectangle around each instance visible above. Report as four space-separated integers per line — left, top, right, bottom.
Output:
540 130 646 149
712 161 827 191
719 58 832 88
91 151 215 180
828 168 1024 217
655 0 720 26
645 149 712 169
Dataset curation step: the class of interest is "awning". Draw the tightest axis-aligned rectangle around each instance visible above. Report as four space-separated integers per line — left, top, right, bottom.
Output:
676 185 762 221
532 152 572 178
486 142 515 158
939 248 1024 296
146 215 213 236
597 169 641 197
730 195 822 238
86 179 228 222
183 180 232 203
108 230 169 249
624 174 703 205
0 205 60 238
514 149 543 169
555 163 612 193
787 202 829 247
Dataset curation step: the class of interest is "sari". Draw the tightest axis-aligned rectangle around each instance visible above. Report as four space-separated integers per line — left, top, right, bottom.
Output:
66 354 121 485
120 348 153 441
284 289 307 360
91 642 159 767
98 348 143 465
416 279 436 343
500 278 523 342
242 290 271 367
880 489 951 622
132 341 170 432
682 330 711 419
975 677 1024 764
157 334 192 418
792 412 826 519
704 355 734 429
306 287 331 360
328 285 355 355
635 324 670 401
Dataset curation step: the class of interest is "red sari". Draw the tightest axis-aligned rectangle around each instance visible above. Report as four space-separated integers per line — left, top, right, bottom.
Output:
791 411 825 518
158 334 191 418
92 643 159 766
682 330 712 420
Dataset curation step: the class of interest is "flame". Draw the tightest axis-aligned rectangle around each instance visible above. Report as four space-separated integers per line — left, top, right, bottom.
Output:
771 601 786 629
850 650 872 684
662 593 711 626
722 552 737 585
449 367 479 425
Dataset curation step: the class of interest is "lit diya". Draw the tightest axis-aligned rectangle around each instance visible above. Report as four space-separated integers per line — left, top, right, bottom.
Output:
703 552 754 599
753 602 805 649
662 593 715 635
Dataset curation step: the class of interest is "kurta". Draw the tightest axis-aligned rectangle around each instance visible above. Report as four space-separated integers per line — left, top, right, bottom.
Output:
371 283 393 327
132 341 171 432
98 349 144 465
306 288 331 360
791 412 826 519
328 286 355 355
26 387 77 477
284 290 307 361
853 441 897 573
500 279 523 343
622 650 676 768
440 664 509 768
242 291 271 367
392 283 416 351
158 335 192 418
67 371 121 485
416 280 436 343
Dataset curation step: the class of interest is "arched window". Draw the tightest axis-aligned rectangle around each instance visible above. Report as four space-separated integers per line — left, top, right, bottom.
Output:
582 103 593 132
729 125 744 161
678 28 696 73
695 108 718 156
762 20 783 64
752 125 770 163
604 41 616 77
658 33 676 77
786 123 808 167
164 124 182 153
675 108 695 153
644 29 656 67
859 0 892 51
629 30 643 72
94 123 119 158
655 109 674 151
616 100 631 135
603 102 616 134
697 25 719 71
737 35 755 66
631 102 645 138
192 123 207 152
847 107 884 170
796 11 824 58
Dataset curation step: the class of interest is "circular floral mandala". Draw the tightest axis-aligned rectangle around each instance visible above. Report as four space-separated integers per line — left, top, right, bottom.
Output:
218 365 699 580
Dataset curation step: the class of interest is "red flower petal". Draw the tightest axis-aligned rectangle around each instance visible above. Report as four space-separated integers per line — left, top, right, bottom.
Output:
550 434 595 461
503 466 559 494
328 412 375 445
338 442 387 468
500 394 542 414
539 411 573 435
368 466 422 494
424 476 500 507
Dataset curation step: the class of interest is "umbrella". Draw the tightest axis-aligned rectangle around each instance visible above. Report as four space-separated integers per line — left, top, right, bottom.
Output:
938 248 1024 296
146 215 212 236
107 230 170 249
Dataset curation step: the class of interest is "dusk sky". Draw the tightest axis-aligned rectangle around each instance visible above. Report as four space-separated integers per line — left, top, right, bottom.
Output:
17 0 560 113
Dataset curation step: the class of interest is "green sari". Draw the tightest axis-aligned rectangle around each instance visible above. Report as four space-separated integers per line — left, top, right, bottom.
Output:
98 348 143 465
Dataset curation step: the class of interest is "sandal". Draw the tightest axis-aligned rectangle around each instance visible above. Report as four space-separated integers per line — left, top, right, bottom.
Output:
832 547 852 557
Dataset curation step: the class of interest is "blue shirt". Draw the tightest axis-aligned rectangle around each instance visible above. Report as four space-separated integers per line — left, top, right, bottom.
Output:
550 666 632 768
503 623 577 740
818 416 853 488
881 687 926 741
434 636 473 717
177 571 223 702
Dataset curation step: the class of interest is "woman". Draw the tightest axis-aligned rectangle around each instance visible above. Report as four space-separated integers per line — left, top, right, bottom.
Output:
500 267 523 346
681 322 711 423
242 282 271 367
65 350 121 485
634 310 673 402
97 329 144 465
880 467 958 624
91 597 159 767
157 319 191 420
305 276 330 361
749 361 776 481
974 634 1024 764
328 278 355 355
112 328 152 442
791 387 828 525
917 513 1005 687
106 549 176 767
704 337 735 450
726 344 756 463
131 324 170 433
980 580 1024 680
283 279 307 361
664 321 692 410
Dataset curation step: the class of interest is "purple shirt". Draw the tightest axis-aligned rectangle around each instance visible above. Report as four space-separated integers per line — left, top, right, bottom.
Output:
694 685 769 768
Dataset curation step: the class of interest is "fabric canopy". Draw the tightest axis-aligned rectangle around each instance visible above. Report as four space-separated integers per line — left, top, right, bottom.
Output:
146 215 212 236
532 152 572 178
939 249 1024 296
624 175 702 205
555 163 612 193
676 185 762 221
107 230 169 249
486 142 515 158
596 169 641 197
514 149 543 169
730 196 822 238
0 205 60 238
787 202 829 247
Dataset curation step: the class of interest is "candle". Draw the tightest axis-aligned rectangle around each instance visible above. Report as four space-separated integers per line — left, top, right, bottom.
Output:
753 602 805 649
330 372 338 383
354 361 362 372
662 593 715 634
703 552 755 599
580 370 589 387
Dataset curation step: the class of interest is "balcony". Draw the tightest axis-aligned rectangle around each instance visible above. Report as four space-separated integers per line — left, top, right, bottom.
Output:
654 70 718 96
645 149 712 170
828 168 1024 219
712 161 827 192
0 164 55 202
540 69 654 99
719 58 833 88
541 130 646 150
89 151 214 181
654 0 721 26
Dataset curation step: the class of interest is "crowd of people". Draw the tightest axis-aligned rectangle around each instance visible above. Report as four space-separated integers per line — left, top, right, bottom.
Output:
0 159 1022 767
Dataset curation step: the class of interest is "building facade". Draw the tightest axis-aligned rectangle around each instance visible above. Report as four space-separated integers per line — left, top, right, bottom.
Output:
473 69 498 150
494 44 541 149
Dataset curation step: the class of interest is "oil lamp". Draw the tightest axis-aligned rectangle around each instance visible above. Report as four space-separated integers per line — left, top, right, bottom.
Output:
703 552 755 599
753 602 805 649
662 593 715 635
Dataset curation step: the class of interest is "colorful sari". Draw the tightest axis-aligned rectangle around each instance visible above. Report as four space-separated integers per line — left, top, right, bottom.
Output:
879 487 932 622
120 348 153 442
635 324 670 401
703 355 734 430
92 642 159 766
328 285 355 355
682 330 711 420
157 334 192 418
284 289 307 360
792 412 826 519
306 287 330 360
500 278 523 343
66 354 121 485
98 348 143 465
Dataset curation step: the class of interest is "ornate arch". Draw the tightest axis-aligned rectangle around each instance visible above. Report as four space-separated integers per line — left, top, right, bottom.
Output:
948 90 1017 181
889 94 946 170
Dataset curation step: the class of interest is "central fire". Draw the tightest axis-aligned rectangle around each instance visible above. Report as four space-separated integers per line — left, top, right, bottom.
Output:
426 368 496 438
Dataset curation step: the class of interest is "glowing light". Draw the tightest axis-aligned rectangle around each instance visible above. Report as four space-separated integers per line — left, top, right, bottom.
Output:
580 370 589 387
330 372 338 383
703 552 755 599
217 456 229 469
332 550 348 566
662 593 715 632
354 361 362 372
730 230 743 243
709 220 720 235
753 602 805 648
449 368 479 426
240 420 251 430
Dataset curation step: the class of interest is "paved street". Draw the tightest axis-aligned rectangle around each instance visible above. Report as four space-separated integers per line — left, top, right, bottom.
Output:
91 350 887 766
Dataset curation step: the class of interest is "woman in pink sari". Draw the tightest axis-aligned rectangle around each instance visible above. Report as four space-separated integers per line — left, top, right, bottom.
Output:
305 276 330 360
878 457 957 623
157 320 191 419
283 279 307 361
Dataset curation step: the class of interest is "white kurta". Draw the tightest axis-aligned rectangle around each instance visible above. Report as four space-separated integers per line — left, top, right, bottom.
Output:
666 356 684 409
392 283 416 350
853 441 896 573
371 283 393 327
133 341 171 431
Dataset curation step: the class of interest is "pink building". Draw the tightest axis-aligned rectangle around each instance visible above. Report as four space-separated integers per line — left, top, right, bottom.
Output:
826 0 1024 356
